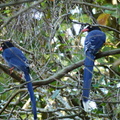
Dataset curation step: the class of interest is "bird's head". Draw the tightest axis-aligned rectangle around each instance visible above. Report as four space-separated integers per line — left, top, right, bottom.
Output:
0 41 14 51
82 25 101 32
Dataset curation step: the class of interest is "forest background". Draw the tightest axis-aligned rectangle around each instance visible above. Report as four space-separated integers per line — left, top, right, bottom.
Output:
0 0 120 119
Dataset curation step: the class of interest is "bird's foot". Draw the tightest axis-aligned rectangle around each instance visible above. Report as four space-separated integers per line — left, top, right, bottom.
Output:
9 67 14 74
19 74 22 78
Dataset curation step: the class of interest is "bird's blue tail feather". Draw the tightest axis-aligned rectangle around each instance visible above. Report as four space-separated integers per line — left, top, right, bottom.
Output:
83 52 94 102
24 72 37 120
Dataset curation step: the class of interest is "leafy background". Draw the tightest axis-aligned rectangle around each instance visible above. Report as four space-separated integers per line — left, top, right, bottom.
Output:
0 0 120 119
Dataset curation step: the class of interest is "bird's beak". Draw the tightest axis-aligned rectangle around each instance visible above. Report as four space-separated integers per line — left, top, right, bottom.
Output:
81 28 89 32
0 47 3 51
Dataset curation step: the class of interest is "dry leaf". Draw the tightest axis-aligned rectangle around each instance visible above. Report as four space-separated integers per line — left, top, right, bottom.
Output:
97 13 110 25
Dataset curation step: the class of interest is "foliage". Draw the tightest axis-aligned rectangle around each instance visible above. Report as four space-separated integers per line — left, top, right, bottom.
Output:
0 0 120 119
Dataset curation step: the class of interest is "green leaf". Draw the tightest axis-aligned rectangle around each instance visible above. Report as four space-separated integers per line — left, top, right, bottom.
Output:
93 84 99 88
4 9 11 14
0 85 4 92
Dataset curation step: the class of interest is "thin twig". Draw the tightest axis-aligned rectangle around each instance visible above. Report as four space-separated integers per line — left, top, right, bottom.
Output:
0 0 38 8
71 1 117 11
0 0 44 30
70 20 120 34
0 89 26 114
32 49 120 86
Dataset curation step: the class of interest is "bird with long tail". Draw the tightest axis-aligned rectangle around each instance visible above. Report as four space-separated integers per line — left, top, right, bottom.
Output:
0 41 37 120
81 26 106 111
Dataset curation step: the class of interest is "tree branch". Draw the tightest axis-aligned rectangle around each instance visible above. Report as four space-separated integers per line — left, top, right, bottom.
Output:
70 20 120 34
71 1 117 11
33 49 120 86
96 49 120 59
0 63 24 83
0 0 44 30
1 49 120 86
0 0 38 8
0 89 26 114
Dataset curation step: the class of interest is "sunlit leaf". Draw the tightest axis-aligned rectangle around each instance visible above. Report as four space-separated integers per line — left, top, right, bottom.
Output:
0 85 4 92
4 9 11 14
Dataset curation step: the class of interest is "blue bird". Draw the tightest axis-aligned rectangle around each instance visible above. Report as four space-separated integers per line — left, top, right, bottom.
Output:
0 41 37 119
81 26 106 111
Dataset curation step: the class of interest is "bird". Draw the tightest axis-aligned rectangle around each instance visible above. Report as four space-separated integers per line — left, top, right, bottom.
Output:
0 41 37 120
81 26 106 111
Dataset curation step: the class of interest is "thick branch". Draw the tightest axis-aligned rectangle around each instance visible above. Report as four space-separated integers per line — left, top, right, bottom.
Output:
1 49 120 86
96 49 120 59
0 63 24 83
33 49 120 86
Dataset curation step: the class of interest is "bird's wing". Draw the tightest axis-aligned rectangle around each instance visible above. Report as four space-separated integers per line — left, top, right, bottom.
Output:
85 30 106 54
2 47 28 71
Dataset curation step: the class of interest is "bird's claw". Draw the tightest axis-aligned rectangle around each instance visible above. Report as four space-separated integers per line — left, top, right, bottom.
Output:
9 67 14 74
19 74 22 78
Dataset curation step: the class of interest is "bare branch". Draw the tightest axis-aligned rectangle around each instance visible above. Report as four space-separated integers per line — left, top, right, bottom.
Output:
0 0 37 8
0 63 24 83
0 0 44 30
70 20 120 34
33 49 120 86
71 1 117 11
1 48 120 86
0 89 26 114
